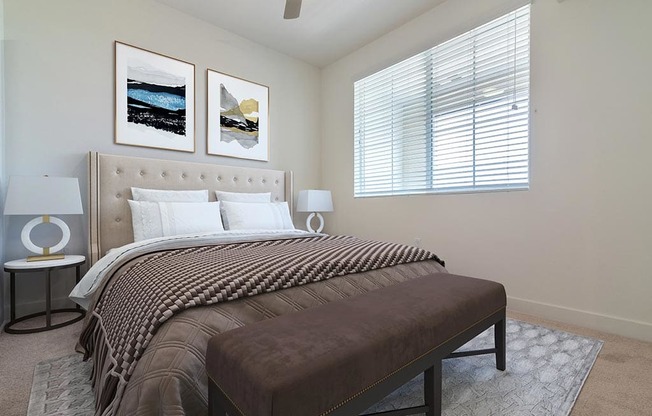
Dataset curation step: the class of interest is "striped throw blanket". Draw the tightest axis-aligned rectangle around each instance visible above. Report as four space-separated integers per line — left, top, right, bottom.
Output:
80 235 443 415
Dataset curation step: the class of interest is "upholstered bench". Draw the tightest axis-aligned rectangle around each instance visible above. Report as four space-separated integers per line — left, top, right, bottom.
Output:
206 273 506 416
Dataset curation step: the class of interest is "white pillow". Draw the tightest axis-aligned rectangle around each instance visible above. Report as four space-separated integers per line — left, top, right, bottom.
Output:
131 187 209 202
214 191 271 203
215 191 272 229
220 201 294 231
128 200 161 241
128 200 223 242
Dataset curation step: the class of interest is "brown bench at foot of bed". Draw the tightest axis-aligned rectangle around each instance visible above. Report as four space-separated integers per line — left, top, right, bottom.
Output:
206 273 506 416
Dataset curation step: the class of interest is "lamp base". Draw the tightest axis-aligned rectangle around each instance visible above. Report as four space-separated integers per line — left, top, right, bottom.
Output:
306 212 325 233
27 254 66 262
21 215 71 260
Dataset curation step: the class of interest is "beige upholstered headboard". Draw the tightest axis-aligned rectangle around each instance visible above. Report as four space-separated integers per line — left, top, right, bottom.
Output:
88 152 293 266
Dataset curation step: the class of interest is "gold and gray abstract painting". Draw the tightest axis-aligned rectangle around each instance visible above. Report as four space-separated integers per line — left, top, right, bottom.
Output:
220 84 259 149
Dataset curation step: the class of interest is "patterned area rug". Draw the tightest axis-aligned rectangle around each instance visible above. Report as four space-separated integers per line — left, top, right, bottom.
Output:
28 319 602 416
27 353 93 416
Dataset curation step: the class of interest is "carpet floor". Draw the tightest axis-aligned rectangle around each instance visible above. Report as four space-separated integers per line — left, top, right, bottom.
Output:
1 311 652 415
26 319 602 416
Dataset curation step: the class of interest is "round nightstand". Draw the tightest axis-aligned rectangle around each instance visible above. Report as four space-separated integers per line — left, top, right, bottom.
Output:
4 255 86 334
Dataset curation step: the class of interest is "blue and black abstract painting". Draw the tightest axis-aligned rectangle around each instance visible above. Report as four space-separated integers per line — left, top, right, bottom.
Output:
126 65 186 136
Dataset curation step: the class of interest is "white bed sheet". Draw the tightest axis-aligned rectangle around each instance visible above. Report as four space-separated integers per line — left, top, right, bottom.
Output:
70 229 317 310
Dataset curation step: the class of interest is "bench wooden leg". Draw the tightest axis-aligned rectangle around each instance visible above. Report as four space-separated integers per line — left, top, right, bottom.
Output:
494 316 506 371
208 380 227 416
424 361 442 416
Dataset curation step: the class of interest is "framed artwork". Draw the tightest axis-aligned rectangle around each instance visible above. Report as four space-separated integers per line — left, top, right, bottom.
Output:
207 69 269 161
115 41 195 152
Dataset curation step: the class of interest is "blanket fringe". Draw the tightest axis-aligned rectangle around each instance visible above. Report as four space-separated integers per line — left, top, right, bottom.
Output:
81 313 128 416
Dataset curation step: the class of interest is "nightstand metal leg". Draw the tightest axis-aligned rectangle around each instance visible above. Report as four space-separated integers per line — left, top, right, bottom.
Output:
10 272 16 322
4 257 85 334
46 269 52 327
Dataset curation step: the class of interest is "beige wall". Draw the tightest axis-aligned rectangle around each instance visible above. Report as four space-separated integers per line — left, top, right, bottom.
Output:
0 0 5 326
2 0 321 318
321 0 652 341
3 0 651 341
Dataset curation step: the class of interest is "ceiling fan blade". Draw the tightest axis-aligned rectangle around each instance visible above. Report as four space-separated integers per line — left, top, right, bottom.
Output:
284 0 302 19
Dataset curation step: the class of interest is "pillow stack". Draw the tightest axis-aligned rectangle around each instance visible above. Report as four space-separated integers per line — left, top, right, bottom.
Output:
127 188 295 242
129 188 222 242
215 191 295 231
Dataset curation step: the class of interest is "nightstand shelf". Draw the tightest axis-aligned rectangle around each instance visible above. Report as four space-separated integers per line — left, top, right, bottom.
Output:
4 255 86 334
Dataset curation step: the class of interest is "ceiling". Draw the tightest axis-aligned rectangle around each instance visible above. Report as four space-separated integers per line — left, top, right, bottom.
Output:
155 0 447 67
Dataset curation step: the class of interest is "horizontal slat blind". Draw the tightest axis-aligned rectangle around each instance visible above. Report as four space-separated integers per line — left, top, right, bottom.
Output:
354 5 530 197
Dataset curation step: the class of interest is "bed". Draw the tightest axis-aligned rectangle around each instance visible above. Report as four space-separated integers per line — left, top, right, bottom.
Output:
73 152 447 416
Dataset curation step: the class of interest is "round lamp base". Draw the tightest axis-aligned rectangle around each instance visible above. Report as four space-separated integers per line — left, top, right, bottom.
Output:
306 212 325 233
21 215 71 258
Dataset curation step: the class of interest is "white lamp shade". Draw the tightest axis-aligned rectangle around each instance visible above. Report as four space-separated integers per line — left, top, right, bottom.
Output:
4 176 83 216
296 190 333 213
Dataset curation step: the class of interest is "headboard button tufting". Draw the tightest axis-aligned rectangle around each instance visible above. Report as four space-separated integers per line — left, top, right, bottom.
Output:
116 193 121 198
200 175 205 180
181 173 186 179
233 177 238 182
116 169 121 174
140 171 145 176
115 218 121 223
161 172 166 177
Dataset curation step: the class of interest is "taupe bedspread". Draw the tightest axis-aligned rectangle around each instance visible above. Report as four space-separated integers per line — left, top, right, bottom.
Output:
80 235 446 415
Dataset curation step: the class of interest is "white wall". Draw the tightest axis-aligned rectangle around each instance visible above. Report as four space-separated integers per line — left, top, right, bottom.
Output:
321 0 652 341
4 0 651 341
0 0 5 326
2 0 321 317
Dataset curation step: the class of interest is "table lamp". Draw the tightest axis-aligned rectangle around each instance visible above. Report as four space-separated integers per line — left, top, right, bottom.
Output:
4 175 83 261
296 190 333 233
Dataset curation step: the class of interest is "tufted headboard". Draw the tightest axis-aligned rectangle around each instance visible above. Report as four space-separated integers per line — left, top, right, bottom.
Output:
87 152 293 266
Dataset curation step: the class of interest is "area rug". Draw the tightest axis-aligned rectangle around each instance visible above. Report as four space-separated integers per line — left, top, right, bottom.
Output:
28 319 602 416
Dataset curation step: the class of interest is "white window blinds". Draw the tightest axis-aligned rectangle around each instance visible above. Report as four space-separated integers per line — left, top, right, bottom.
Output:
354 5 530 197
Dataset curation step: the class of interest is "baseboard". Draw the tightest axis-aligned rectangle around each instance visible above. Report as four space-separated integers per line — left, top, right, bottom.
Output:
508 296 652 343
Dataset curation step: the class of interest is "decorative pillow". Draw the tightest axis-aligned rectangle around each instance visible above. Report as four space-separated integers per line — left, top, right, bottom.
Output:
128 200 223 242
215 191 272 229
220 201 295 231
214 191 271 203
128 200 161 242
131 187 209 202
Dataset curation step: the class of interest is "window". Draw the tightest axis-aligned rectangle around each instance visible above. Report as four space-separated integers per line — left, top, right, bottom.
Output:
354 5 530 197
